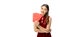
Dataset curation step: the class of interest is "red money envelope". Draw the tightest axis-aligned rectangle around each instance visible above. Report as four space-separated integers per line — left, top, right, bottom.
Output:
33 13 42 22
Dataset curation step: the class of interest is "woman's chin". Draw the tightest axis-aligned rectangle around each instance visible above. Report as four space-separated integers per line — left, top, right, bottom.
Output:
41 13 44 16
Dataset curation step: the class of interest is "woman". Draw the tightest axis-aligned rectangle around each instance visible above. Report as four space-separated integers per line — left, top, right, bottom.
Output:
34 4 52 37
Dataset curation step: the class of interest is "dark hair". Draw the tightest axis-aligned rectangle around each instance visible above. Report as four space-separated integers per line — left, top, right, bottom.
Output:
41 4 49 24
41 4 49 12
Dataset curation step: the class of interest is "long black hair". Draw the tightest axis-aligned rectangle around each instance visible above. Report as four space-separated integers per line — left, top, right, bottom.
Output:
41 4 49 24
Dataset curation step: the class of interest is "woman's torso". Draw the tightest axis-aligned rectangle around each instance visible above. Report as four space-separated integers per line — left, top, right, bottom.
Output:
39 16 48 28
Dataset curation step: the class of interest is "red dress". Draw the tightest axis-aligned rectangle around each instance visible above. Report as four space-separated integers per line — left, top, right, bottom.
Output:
37 16 51 37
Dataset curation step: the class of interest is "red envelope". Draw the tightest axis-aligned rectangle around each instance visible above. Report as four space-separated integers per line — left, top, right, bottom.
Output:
33 13 42 22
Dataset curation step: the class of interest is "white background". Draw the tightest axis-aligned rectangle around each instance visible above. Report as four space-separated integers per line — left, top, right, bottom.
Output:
0 0 60 37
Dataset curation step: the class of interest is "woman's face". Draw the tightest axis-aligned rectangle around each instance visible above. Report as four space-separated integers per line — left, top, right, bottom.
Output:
41 6 48 16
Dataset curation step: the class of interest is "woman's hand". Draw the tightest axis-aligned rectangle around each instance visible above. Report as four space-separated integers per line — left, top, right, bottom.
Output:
44 29 51 33
34 21 39 26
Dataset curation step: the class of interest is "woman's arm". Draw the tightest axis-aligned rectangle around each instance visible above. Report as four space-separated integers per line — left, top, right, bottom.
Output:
37 17 52 33
34 21 50 33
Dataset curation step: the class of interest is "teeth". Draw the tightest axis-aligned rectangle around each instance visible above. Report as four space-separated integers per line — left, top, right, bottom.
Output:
42 12 44 13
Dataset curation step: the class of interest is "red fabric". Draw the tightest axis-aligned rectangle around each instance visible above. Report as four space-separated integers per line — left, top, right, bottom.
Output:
37 16 51 37
33 13 42 22
37 33 51 37
39 16 47 28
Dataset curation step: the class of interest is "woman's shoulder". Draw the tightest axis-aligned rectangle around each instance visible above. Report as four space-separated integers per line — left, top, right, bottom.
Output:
48 16 52 21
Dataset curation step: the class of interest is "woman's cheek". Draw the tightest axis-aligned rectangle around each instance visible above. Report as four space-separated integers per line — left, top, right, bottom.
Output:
44 11 47 14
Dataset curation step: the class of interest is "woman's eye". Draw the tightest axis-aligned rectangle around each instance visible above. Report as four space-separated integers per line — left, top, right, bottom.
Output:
44 9 47 11
41 8 43 9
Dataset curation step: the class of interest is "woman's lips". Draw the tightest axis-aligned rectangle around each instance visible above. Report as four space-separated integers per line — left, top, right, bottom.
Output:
42 12 44 13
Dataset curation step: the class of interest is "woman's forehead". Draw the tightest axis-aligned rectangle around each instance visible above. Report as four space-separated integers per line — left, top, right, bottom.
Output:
41 6 47 9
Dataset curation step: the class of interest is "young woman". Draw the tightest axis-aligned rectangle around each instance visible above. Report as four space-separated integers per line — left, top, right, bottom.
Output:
34 4 52 37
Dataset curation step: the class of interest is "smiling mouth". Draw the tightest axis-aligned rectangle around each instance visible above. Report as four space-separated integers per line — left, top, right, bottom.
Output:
41 12 44 14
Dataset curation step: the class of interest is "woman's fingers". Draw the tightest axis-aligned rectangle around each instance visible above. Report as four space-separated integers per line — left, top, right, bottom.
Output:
34 21 39 26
